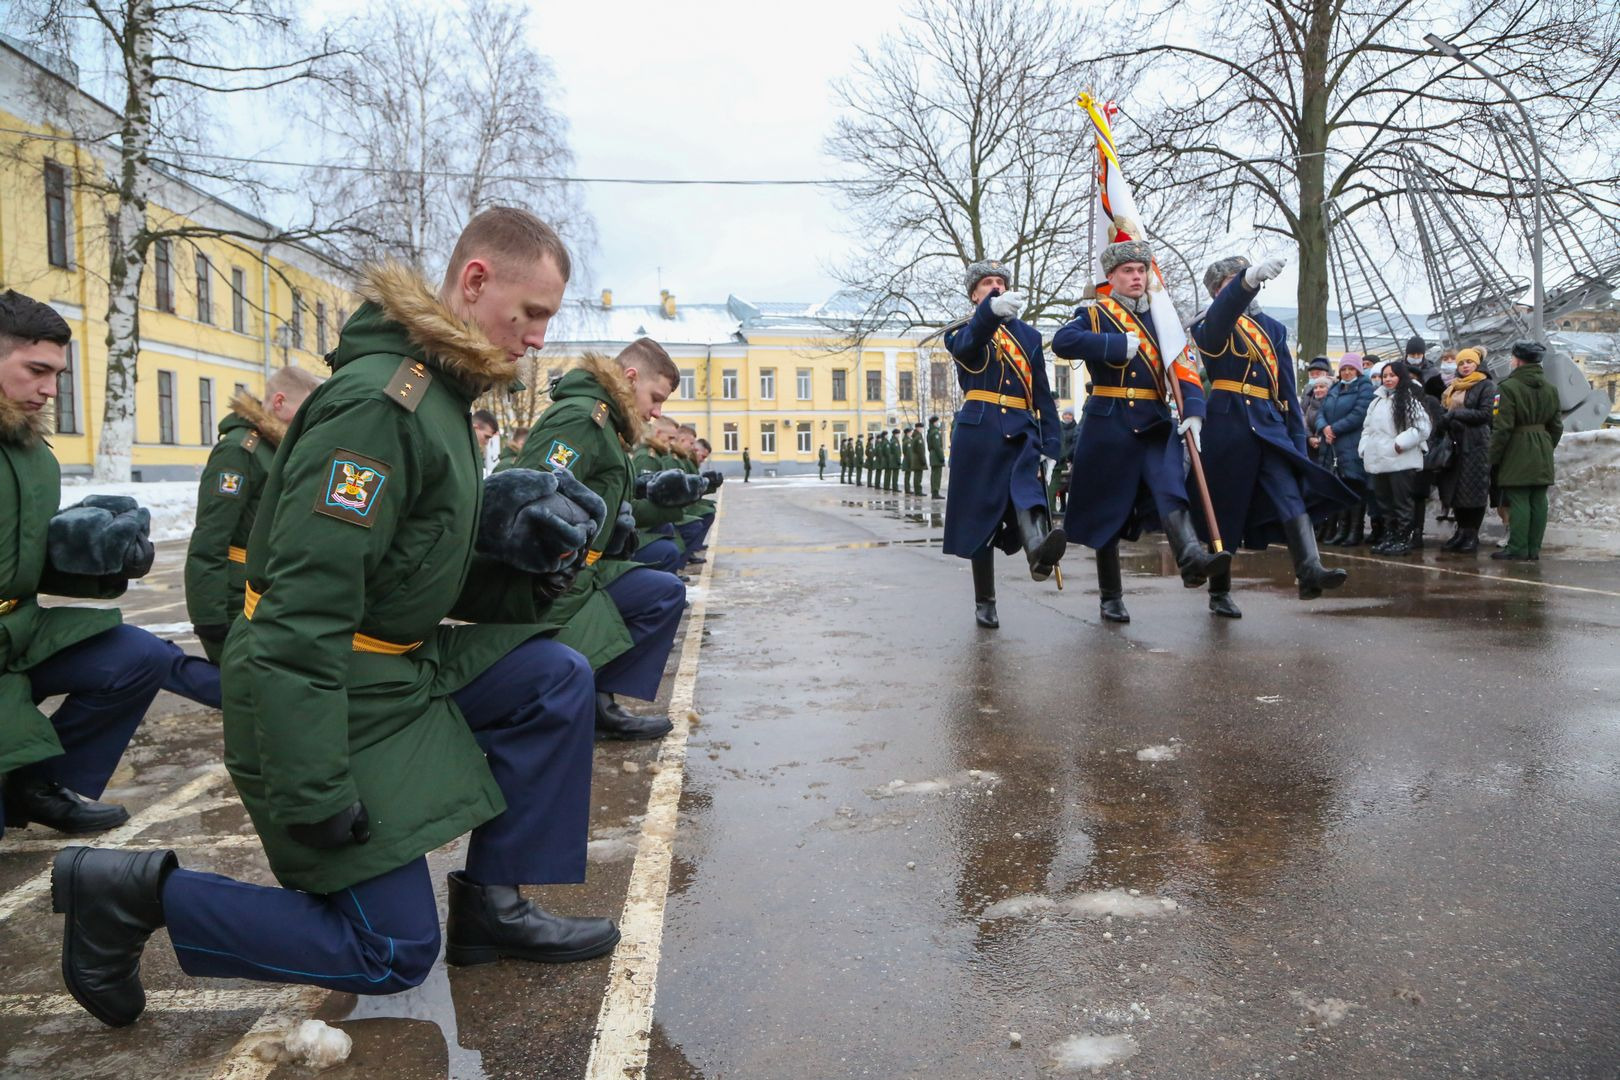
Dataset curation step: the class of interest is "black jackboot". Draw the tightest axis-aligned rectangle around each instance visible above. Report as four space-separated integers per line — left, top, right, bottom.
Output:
1096 545 1130 623
595 693 673 741
52 847 177 1027
445 871 620 966
1284 513 1349 599
1208 568 1242 618
972 553 998 629
1015 505 1067 582
1164 508 1231 588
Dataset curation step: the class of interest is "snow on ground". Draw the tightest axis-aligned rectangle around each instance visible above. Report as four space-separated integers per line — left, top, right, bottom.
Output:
1550 429 1620 528
1045 1033 1139 1072
984 888 1178 920
61 478 199 543
867 769 1000 799
1135 744 1180 762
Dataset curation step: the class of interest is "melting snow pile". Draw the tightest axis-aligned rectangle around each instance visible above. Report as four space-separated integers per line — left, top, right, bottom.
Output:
60 479 199 542
1289 990 1359 1028
868 769 999 799
1550 429 1620 528
1045 1033 1139 1072
984 888 1178 920
251 1019 353 1070
1135 744 1180 762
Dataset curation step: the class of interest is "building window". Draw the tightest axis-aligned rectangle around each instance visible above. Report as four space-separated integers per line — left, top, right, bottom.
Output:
930 361 948 396
796 421 812 453
45 161 70 268
1055 364 1071 399
760 368 775 400
797 368 812 400
832 422 847 447
157 370 177 444
760 421 776 454
231 267 247 332
832 369 847 401
722 369 738 399
679 368 696 399
55 343 79 435
866 370 882 401
290 290 304 350
898 370 914 401
199 377 215 443
316 300 328 354
154 239 174 312
722 422 739 452
195 251 213 324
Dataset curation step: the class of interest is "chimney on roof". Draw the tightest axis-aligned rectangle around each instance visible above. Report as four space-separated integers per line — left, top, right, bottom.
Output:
660 290 676 319
600 289 613 308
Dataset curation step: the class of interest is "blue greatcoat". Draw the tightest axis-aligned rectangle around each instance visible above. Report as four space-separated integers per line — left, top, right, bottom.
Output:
940 295 1061 558
1189 276 1355 549
1052 298 1206 549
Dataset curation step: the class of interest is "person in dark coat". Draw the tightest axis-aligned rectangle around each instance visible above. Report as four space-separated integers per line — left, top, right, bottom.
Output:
1047 408 1077 513
1053 240 1224 624
941 260 1066 628
1399 336 1445 549
1315 357 1376 545
1435 346 1495 553
1489 340 1563 560
1189 256 1353 616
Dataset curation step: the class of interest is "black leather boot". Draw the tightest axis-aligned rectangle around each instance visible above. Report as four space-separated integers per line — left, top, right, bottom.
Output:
1015 505 1067 582
1096 545 1130 623
1410 500 1427 549
51 847 176 1027
1284 513 1349 599
1163 508 1230 588
5 775 130 834
1207 569 1242 618
445 870 620 966
1366 516 1385 547
1441 526 1464 551
1454 528 1479 554
971 553 998 629
595 693 672 741
1344 508 1366 546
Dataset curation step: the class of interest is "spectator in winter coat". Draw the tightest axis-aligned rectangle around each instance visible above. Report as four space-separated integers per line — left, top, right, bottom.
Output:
1359 360 1432 556
1315 357 1376 545
1436 346 1495 554
1402 343 1447 549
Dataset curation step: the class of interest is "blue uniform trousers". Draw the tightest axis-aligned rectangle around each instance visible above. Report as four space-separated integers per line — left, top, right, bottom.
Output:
675 515 711 556
595 567 684 701
631 537 682 574
162 641 221 709
160 636 595 995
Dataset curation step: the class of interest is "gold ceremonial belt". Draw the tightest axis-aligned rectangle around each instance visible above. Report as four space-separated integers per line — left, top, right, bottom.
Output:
0 597 22 617
1211 380 1274 400
965 390 1030 410
1090 385 1160 402
585 550 603 566
227 546 248 564
243 583 422 656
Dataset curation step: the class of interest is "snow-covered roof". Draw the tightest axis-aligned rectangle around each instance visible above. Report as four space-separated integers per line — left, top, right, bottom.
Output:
547 299 743 347
1550 331 1619 356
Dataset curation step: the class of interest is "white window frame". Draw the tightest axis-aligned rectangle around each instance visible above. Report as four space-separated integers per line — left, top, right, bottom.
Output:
679 368 695 399
722 422 739 452
796 368 812 400
796 422 812 453
722 370 738 399
760 368 775 400
760 421 776 454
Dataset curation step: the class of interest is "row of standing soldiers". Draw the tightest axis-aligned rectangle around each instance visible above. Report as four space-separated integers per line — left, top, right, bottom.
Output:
839 420 945 497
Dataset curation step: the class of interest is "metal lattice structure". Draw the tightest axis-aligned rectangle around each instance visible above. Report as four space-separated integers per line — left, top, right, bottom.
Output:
1327 202 1424 355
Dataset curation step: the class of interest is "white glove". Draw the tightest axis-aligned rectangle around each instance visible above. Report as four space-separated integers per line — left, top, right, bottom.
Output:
1178 415 1203 452
1123 331 1141 359
1244 256 1287 288
988 291 1025 320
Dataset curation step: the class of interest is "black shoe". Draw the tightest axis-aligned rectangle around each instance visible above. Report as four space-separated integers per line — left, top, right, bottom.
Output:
595 693 672 741
1283 514 1348 600
1207 571 1242 618
1015 505 1067 582
1491 550 1533 561
445 871 620 966
1441 528 1464 552
971 554 998 629
1454 528 1479 554
1164 508 1230 588
1096 546 1131 623
1343 508 1367 546
5 776 130 834
51 847 176 1027
686 553 707 565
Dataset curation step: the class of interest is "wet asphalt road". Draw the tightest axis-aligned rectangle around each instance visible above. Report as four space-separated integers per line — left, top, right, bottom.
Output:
3 479 1619 1078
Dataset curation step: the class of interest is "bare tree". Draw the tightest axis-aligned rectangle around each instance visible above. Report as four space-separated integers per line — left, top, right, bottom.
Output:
317 0 592 277
826 0 1123 331
17 0 342 481
1093 0 1620 359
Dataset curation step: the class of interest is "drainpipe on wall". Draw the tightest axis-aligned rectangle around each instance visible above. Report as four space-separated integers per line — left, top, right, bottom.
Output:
260 247 272 383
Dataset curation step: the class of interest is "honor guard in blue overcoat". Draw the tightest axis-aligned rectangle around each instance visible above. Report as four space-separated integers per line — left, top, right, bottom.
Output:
1053 239 1229 624
941 261 1067 629
1189 255 1353 616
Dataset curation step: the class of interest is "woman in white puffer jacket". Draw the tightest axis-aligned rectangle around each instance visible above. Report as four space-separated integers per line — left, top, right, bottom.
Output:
1359 359 1432 556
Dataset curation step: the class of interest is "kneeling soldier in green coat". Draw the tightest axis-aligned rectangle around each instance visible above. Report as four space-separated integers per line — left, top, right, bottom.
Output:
184 367 321 663
51 209 621 1028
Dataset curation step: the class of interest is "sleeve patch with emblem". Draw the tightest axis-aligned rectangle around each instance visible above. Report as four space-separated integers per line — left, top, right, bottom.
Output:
314 449 391 527
546 439 580 469
217 471 244 496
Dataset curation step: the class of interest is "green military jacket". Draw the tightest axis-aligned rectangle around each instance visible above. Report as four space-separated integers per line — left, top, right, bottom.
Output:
906 431 922 470
222 265 548 893
629 437 686 549
514 353 646 670
1488 362 1563 487
0 398 128 773
495 444 519 472
927 424 944 466
185 394 284 634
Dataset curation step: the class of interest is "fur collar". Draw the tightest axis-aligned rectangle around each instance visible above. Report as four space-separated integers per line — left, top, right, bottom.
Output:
574 350 643 444
641 432 672 455
0 394 51 448
228 391 288 448
359 262 517 393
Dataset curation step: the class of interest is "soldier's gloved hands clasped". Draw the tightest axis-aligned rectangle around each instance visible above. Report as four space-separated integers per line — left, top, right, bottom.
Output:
478 468 605 574
286 800 370 849
535 565 580 601
646 469 706 508
1244 257 1286 288
606 500 639 559
989 291 1025 320
1123 332 1141 360
702 470 724 493
47 495 155 578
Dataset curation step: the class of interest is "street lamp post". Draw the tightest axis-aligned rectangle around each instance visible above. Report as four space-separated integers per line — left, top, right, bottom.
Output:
1424 31 1546 342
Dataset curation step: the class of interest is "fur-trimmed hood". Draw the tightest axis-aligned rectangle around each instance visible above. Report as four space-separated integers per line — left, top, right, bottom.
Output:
556 350 642 445
227 391 288 448
341 262 518 395
640 432 672 455
0 394 51 448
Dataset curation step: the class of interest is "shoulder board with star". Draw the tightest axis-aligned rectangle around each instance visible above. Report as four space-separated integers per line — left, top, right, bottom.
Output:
383 358 433 413
241 430 261 452
592 401 611 428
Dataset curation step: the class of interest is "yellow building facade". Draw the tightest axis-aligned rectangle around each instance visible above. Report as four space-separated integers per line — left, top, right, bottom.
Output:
0 36 353 478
